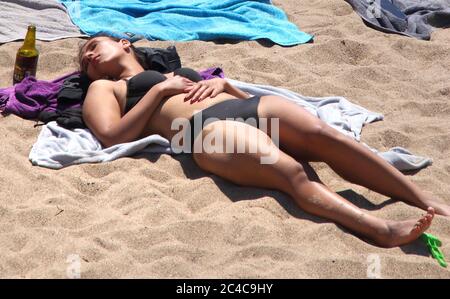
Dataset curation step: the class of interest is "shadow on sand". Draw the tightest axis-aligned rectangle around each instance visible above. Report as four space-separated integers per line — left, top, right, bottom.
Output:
140 152 430 256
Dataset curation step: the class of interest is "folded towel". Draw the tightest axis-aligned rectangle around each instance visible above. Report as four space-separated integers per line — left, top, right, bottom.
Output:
0 0 86 44
29 79 432 172
376 146 433 171
58 0 313 46
345 0 450 40
0 72 80 119
30 121 171 169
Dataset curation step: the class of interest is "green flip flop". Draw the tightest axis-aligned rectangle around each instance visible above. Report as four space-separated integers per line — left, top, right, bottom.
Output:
420 233 447 268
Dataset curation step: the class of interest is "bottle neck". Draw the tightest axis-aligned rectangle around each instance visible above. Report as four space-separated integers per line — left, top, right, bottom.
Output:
22 26 36 49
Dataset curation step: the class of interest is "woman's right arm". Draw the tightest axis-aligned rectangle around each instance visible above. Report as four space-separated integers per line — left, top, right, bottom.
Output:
83 76 192 147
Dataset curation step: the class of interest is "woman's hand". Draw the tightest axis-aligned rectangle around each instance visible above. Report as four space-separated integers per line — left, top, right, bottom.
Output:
158 75 195 97
184 78 227 104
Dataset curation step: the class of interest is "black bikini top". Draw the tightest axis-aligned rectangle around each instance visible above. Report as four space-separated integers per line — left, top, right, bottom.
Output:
125 67 202 114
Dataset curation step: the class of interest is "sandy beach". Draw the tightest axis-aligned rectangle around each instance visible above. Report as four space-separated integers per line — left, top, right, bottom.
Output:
0 0 449 278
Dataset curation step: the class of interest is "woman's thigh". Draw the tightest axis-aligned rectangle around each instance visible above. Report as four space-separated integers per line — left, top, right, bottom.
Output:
191 120 320 195
257 95 343 161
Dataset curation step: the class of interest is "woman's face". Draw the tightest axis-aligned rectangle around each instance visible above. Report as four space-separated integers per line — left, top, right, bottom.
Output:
80 37 128 80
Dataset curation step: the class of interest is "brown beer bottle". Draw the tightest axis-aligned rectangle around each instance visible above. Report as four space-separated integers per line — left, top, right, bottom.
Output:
13 25 39 85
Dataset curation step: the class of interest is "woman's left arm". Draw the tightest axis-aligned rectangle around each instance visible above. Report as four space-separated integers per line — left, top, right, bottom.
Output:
184 78 250 103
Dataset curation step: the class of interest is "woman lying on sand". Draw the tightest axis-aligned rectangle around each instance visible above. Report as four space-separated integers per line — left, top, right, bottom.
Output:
79 35 449 247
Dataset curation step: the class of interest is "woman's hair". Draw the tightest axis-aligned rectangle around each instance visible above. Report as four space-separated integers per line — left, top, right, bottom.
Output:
77 34 145 73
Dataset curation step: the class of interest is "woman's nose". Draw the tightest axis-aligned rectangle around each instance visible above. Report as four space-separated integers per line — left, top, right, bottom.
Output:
86 52 94 62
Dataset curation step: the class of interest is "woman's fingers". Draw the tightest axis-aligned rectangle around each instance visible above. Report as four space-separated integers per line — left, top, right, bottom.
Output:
184 81 222 103
190 85 209 103
184 84 202 101
210 88 220 98
196 87 219 102
193 87 214 103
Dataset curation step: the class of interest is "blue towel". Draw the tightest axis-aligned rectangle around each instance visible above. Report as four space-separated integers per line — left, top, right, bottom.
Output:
58 0 313 46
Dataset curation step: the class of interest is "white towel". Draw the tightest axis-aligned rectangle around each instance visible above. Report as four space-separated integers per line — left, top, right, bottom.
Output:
29 79 432 171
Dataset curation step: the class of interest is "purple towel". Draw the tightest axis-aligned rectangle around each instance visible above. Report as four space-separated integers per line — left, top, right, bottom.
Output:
0 72 79 119
198 67 224 80
0 68 224 120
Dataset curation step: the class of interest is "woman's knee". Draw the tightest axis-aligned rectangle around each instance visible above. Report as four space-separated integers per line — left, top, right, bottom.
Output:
278 161 316 194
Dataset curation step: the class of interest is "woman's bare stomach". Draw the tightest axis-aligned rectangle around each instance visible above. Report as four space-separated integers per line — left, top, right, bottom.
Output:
140 92 244 140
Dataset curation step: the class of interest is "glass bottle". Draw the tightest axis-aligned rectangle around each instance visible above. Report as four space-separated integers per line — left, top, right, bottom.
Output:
13 25 39 85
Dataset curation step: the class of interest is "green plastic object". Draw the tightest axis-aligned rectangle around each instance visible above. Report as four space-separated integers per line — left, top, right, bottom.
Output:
420 233 447 268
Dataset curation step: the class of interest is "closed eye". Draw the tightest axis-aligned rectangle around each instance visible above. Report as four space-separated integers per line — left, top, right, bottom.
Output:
81 42 98 72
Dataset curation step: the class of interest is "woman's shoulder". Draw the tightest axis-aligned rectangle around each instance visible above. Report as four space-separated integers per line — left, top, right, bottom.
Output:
87 78 128 100
84 79 119 106
88 79 116 91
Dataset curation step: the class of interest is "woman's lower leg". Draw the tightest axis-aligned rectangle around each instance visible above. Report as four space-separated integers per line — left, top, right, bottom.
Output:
259 95 449 215
306 126 450 215
284 169 435 247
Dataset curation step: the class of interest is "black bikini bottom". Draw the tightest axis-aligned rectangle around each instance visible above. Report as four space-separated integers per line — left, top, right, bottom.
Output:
188 96 261 149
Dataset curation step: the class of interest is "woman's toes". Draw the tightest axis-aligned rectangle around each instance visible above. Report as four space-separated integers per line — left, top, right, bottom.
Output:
413 222 422 230
379 208 435 247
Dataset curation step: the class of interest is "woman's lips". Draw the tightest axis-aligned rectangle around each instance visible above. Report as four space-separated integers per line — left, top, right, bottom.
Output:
92 55 100 64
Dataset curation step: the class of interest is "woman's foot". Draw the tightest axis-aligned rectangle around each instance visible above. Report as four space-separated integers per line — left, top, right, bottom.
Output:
425 198 450 217
431 204 450 217
375 207 435 248
410 191 450 216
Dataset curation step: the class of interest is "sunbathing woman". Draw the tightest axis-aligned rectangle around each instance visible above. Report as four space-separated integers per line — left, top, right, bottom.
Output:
79 35 449 248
